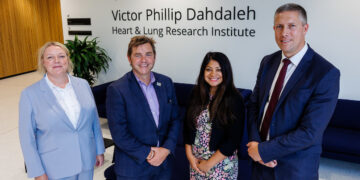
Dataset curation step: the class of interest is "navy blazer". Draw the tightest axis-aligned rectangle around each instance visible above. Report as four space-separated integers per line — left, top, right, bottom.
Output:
106 71 180 177
248 46 340 180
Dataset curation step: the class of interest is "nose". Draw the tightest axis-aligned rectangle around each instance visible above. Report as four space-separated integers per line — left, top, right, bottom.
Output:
281 27 289 37
140 56 146 62
54 57 60 63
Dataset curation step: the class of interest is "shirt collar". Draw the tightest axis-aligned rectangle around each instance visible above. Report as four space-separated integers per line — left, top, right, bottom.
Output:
45 73 72 90
134 72 156 86
281 43 308 66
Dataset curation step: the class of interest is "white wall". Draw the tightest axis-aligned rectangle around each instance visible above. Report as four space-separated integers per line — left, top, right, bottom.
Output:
60 0 360 100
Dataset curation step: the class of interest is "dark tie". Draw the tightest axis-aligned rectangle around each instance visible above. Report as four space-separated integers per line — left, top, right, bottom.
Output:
260 59 291 141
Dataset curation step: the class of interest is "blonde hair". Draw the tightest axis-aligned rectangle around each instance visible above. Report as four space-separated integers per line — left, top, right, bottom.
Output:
37 41 73 74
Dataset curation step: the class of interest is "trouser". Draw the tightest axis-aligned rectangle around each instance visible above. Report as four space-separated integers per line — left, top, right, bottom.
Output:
49 169 94 180
116 166 172 180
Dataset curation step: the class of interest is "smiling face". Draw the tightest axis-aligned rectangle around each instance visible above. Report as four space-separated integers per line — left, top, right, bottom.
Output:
128 43 155 80
42 45 69 77
204 59 223 95
274 11 308 58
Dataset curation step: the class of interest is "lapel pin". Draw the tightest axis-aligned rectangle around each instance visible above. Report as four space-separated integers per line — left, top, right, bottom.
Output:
156 82 161 87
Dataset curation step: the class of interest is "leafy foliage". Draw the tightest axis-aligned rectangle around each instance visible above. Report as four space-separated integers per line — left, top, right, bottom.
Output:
65 35 111 86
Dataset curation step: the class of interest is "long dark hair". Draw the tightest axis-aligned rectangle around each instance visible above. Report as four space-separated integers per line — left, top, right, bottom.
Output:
186 52 240 129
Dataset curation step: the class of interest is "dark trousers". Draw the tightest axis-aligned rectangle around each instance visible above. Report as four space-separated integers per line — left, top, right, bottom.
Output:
251 162 275 180
116 165 172 180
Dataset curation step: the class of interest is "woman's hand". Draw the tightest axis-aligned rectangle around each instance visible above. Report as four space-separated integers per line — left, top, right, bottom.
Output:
35 174 48 180
188 154 205 175
197 159 212 173
197 150 227 174
96 154 104 167
185 144 205 175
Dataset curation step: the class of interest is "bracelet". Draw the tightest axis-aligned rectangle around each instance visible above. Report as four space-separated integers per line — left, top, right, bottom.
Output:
147 150 155 160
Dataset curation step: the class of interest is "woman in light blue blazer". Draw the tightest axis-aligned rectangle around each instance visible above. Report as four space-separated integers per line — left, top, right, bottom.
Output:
19 42 105 180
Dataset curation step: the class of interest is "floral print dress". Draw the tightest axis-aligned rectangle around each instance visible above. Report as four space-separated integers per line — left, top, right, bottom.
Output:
190 108 238 180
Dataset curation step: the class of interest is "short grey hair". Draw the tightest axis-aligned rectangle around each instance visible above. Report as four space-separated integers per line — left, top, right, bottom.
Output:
275 3 307 25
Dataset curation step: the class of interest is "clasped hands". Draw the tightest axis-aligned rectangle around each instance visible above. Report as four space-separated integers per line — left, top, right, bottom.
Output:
247 141 277 168
187 155 213 176
146 147 170 166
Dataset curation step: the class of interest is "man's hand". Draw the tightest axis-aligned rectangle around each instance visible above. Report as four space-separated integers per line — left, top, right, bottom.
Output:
147 147 170 166
96 154 104 167
247 141 277 168
259 160 277 168
35 174 48 180
197 159 213 174
247 141 262 162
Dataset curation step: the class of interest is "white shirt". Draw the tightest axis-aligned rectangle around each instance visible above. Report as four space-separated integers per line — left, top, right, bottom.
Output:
45 74 81 128
260 43 309 140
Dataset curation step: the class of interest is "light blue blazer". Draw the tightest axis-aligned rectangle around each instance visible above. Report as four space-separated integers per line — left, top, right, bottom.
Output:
19 75 105 179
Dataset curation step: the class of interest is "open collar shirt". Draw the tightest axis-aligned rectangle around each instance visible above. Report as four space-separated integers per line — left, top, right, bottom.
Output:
45 74 81 129
134 72 160 128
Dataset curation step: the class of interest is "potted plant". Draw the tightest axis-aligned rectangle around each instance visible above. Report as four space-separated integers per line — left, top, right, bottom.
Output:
65 35 112 86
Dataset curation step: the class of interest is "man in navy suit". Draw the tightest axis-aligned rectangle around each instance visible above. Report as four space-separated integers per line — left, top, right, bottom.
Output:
247 3 340 180
106 36 180 179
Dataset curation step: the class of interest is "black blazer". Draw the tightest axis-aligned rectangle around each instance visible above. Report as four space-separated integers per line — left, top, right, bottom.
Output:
184 93 245 156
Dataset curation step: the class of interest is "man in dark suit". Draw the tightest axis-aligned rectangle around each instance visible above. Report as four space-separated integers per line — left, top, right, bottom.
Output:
106 35 180 180
247 3 340 180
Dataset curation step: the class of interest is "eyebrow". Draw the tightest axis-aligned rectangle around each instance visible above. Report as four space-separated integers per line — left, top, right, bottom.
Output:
206 66 221 68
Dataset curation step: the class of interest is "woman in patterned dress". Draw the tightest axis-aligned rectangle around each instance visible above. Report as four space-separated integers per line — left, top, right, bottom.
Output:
184 52 245 179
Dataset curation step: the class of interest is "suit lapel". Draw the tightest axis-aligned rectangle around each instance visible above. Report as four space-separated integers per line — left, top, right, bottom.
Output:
276 47 315 108
128 72 158 128
39 78 75 130
69 76 84 129
153 74 165 129
259 53 282 125
262 56 282 101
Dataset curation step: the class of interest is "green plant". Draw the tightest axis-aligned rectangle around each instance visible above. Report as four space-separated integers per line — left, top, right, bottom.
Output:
65 35 112 86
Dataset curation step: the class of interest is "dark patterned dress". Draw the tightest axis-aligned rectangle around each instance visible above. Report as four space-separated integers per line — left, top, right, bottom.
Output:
190 109 238 180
